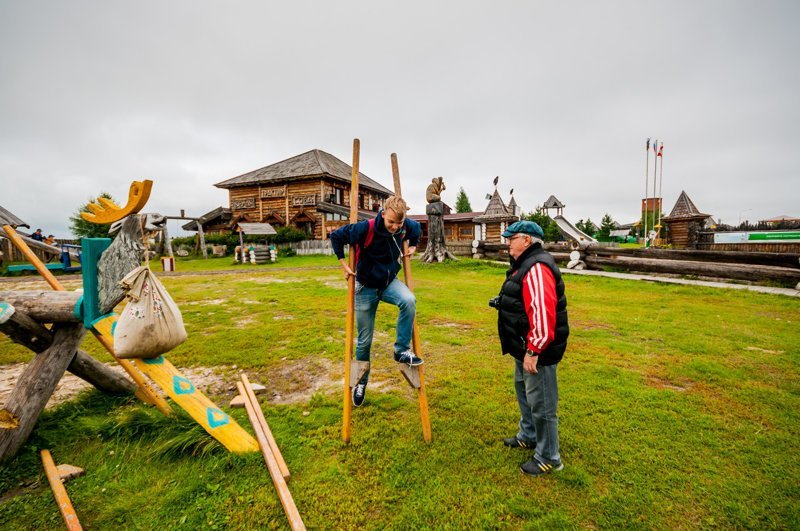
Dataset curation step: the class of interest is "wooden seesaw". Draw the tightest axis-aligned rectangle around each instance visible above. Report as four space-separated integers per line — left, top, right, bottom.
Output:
0 182 257 462
341 140 432 443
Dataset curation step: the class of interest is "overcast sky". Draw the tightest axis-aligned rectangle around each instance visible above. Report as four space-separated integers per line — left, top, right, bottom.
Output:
1 1 798 237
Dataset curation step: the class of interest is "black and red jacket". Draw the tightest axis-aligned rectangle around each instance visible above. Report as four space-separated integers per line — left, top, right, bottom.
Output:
496 244 569 364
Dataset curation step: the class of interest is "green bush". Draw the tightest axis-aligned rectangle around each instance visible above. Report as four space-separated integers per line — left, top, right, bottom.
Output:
170 227 308 254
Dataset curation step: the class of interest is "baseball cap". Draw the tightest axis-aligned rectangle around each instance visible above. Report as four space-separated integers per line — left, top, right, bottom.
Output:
502 220 544 239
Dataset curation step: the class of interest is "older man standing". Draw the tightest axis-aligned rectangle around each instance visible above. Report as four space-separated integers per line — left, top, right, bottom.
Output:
492 220 569 476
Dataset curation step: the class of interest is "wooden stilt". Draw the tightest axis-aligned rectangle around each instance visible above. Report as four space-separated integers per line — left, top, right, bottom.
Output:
390 153 433 443
342 138 360 443
237 382 306 531
41 449 83 531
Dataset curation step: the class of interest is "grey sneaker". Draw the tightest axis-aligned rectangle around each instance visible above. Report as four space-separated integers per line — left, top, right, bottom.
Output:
394 350 423 366
520 458 564 477
503 436 535 449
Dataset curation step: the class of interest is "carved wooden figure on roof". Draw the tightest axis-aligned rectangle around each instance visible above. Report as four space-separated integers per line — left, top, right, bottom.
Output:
425 177 446 204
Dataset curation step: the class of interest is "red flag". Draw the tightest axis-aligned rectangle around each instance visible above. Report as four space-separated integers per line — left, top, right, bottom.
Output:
657 144 664 157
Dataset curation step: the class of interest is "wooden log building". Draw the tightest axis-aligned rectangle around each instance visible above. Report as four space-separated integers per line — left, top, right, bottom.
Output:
662 191 713 249
207 149 393 240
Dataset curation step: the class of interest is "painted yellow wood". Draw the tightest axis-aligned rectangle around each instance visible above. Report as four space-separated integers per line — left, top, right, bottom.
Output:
80 180 153 224
92 314 258 453
90 315 172 414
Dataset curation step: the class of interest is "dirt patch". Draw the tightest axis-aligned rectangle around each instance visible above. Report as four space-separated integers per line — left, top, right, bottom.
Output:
182 299 227 306
244 277 302 284
745 346 784 355
429 319 473 331
235 316 257 329
644 374 691 392
1 351 406 411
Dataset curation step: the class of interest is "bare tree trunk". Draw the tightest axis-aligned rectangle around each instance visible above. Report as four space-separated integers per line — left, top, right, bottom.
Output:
421 202 456 263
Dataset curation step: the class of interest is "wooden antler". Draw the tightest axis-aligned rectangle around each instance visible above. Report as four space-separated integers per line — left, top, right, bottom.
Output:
80 180 153 224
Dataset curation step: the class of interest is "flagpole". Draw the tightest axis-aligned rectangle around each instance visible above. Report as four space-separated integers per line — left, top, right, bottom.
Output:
649 138 658 247
657 142 664 239
644 138 650 247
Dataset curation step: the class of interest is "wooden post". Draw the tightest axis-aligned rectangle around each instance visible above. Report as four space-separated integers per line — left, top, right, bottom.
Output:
342 138 359 443
0 324 86 461
163 225 174 258
390 153 432 443
40 449 83 530
196 221 208 259
240 373 289 479
237 382 306 531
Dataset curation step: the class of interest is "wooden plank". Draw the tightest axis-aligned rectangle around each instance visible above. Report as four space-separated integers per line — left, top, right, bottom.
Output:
0 324 85 461
240 373 290 479
90 315 172 413
41 450 83 530
237 382 306 531
91 314 257 453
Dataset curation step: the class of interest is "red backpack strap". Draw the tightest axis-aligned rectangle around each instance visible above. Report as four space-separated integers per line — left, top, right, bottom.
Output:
353 218 376 267
364 218 376 249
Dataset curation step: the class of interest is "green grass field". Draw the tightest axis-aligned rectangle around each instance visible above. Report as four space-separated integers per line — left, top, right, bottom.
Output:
1 257 798 529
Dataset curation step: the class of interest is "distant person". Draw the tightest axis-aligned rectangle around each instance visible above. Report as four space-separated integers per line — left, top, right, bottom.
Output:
330 196 422 408
45 234 56 245
31 228 44 241
490 221 569 476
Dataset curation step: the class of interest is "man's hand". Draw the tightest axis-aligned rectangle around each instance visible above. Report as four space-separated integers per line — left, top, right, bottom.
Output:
405 246 417 257
523 353 538 374
339 259 355 280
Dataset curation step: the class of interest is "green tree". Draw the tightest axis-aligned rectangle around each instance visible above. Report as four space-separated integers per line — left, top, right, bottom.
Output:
454 187 472 213
576 218 596 237
70 193 115 239
522 207 562 242
597 213 616 241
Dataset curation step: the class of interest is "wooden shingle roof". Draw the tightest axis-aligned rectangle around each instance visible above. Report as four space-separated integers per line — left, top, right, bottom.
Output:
214 149 393 195
663 190 710 220
543 195 565 209
473 190 518 223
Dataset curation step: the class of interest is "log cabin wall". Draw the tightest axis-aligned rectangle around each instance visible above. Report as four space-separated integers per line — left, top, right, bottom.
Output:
229 177 388 240
485 223 502 242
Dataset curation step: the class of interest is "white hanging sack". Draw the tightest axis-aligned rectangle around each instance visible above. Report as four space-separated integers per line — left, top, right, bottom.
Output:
113 265 188 359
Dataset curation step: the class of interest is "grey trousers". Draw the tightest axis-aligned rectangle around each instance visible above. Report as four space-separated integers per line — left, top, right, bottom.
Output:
514 359 561 465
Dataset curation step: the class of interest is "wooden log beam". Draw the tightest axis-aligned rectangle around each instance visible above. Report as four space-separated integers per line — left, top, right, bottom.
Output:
0 323 86 462
583 245 800 268
0 308 131 404
0 290 82 323
584 255 800 283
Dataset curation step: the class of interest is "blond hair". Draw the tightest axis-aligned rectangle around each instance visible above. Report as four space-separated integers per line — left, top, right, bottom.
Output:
383 196 409 219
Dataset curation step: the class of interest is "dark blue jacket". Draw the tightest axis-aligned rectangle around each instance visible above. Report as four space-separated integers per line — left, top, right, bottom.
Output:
330 210 421 289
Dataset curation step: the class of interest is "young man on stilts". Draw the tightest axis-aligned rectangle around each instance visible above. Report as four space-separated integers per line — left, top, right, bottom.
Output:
330 195 422 408
491 221 569 476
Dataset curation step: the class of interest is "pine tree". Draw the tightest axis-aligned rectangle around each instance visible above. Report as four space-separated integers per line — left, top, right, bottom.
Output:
455 187 472 213
69 193 115 239
597 213 616 240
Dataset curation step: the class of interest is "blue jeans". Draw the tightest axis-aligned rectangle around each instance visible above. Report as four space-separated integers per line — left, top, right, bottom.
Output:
355 278 416 383
514 360 561 465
